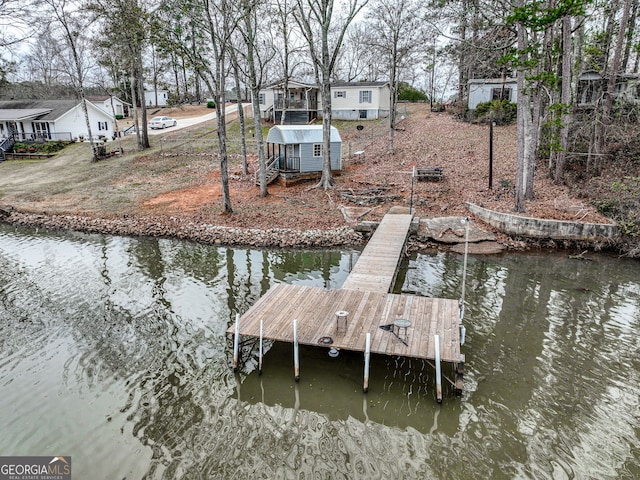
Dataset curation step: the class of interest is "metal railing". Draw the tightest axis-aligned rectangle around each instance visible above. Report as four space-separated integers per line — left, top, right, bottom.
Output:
274 99 318 110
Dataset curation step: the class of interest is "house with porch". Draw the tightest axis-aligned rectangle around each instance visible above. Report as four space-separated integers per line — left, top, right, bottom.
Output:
259 80 391 124
0 99 116 145
261 124 342 185
259 80 319 124
467 78 518 110
577 70 640 107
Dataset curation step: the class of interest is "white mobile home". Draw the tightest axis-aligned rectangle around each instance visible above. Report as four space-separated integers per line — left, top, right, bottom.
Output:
330 81 390 120
467 78 518 110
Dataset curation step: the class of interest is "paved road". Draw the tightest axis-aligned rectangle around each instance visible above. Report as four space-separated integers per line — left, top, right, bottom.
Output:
147 103 244 136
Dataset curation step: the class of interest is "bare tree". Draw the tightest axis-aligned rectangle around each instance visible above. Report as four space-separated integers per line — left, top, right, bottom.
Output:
235 0 275 197
365 0 424 154
38 0 100 161
90 0 150 151
295 0 368 189
595 0 633 171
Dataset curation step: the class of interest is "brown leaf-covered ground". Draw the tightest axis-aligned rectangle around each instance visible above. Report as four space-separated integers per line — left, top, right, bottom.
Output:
142 103 612 230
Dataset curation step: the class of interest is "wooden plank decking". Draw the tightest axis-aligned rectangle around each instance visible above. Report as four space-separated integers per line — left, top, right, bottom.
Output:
341 213 413 293
232 283 462 362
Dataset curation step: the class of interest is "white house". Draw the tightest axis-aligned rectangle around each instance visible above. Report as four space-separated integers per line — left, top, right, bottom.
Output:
258 80 391 123
144 90 169 107
0 99 116 142
467 78 518 110
329 81 390 120
88 95 131 118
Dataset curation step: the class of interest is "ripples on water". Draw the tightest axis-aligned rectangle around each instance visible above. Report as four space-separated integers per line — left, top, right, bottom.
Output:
0 226 638 479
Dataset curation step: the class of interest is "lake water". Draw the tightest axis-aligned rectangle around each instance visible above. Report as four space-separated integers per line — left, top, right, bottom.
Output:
0 224 638 479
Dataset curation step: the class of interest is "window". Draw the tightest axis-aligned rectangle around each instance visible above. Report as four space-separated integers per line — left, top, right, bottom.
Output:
313 143 322 157
259 93 265 105
491 87 512 102
334 90 346 98
32 122 50 139
359 90 372 103
359 110 368 119
97 121 108 131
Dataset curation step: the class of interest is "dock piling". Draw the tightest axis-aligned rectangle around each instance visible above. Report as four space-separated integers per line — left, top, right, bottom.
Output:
293 319 300 382
259 320 263 375
364 333 371 393
233 313 240 371
435 334 442 403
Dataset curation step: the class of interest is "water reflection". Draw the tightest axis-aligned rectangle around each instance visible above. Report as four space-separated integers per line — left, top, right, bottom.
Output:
0 225 638 479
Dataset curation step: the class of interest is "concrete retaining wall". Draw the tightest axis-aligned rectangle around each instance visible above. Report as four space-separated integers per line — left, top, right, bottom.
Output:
466 203 619 240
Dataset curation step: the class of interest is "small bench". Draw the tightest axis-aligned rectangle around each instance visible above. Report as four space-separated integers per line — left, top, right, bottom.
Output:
416 167 443 182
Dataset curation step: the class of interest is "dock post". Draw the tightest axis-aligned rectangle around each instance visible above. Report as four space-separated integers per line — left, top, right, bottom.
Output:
435 334 442 403
232 313 240 371
259 320 263 375
363 333 371 393
455 359 464 396
293 319 300 382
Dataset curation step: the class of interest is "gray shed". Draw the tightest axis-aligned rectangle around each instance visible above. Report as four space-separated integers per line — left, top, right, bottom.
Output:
266 125 342 174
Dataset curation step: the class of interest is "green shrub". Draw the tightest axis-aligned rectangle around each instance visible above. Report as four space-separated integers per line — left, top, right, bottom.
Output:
473 99 517 124
398 84 428 102
207 100 215 108
115 114 123 120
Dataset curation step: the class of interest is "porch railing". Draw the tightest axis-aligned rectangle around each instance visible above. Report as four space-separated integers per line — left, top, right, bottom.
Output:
280 156 300 172
274 99 318 110
10 132 73 142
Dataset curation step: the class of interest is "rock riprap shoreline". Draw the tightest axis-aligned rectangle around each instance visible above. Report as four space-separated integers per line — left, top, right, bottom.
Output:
0 209 365 248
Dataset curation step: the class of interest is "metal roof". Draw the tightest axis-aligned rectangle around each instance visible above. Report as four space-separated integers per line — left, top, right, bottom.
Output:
266 125 341 144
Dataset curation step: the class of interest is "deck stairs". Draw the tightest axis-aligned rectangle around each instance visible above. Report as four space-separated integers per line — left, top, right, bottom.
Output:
0 137 15 161
254 156 280 186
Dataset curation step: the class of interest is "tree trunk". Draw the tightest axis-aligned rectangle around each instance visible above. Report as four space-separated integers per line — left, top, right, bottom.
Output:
595 0 632 172
216 88 233 213
621 0 638 71
554 15 573 184
233 63 248 175
514 10 527 213
387 52 397 154
136 60 150 150
320 76 334 188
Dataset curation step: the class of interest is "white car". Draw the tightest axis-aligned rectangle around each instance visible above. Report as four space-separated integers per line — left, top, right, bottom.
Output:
148 116 177 129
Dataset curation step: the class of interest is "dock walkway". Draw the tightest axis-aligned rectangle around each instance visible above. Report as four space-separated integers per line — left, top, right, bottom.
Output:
341 213 413 293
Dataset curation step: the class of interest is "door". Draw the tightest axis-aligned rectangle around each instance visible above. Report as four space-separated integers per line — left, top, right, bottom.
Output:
285 144 300 171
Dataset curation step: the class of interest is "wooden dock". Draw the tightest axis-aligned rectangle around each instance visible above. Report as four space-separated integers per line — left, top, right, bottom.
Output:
230 283 461 362
341 213 414 293
228 210 465 400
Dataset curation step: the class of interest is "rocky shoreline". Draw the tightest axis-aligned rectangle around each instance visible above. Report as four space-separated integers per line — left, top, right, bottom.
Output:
0 207 630 256
0 209 365 249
